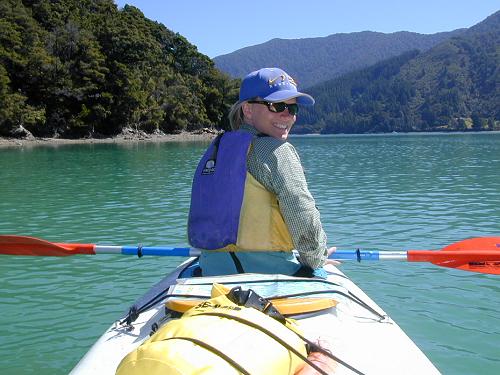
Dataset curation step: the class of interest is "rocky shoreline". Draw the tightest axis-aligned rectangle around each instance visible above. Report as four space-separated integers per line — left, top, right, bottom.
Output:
0 129 220 148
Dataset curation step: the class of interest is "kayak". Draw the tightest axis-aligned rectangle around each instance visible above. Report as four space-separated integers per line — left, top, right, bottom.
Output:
69 258 441 375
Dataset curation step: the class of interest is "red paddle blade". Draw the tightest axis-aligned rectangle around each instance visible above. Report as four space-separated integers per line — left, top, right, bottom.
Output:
436 259 500 275
408 237 500 275
440 237 500 275
441 237 500 252
0 235 95 256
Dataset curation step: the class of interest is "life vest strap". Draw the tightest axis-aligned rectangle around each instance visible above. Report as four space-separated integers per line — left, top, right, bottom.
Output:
229 252 245 273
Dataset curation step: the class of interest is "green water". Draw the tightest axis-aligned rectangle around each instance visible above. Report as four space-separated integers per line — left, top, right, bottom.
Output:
1 133 499 374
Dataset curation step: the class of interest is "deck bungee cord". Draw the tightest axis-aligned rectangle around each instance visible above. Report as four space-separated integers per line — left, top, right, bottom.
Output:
118 285 366 375
197 311 365 375
120 275 387 327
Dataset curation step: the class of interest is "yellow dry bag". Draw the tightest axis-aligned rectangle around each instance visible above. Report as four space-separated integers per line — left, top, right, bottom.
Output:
116 284 309 375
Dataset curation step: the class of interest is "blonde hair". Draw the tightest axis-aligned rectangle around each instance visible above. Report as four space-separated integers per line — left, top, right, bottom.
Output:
228 101 246 130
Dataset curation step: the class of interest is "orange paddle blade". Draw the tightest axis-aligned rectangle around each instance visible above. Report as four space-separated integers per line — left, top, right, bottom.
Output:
0 235 95 256
408 237 500 275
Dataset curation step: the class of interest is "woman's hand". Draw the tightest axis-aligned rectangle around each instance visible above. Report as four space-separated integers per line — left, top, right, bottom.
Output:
325 246 341 266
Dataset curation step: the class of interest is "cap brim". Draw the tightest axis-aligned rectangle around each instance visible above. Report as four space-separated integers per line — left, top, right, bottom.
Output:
263 91 315 106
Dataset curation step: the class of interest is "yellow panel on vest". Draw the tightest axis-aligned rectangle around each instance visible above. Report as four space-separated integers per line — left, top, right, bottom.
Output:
236 172 294 251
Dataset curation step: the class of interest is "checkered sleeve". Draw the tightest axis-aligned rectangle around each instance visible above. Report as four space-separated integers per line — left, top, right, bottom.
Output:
247 134 328 269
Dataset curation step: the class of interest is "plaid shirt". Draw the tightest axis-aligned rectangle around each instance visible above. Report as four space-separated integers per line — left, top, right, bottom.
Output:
241 124 328 268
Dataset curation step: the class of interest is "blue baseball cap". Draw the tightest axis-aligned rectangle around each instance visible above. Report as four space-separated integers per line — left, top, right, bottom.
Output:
239 68 315 105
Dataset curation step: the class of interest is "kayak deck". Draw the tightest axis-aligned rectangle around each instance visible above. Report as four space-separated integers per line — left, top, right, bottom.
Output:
70 260 441 374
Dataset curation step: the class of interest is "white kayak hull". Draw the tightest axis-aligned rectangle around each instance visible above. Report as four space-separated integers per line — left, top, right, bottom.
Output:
70 260 441 375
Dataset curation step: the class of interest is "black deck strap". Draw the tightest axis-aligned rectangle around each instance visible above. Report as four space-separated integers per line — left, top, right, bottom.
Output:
229 252 245 273
227 287 286 323
137 244 143 258
163 336 251 375
150 322 159 336
125 305 139 326
120 258 199 325
356 248 361 262
225 286 248 305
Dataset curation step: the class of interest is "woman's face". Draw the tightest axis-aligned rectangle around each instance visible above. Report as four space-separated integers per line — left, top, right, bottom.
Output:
243 99 297 140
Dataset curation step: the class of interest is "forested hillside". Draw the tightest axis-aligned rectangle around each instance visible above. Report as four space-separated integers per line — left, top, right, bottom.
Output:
214 30 464 88
1 1 497 138
0 0 239 138
294 11 499 134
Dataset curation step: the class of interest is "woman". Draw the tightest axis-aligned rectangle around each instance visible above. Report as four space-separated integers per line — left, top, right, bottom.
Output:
188 67 335 278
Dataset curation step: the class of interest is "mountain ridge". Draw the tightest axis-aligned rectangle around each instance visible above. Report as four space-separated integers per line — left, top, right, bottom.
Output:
293 11 499 133
214 29 465 88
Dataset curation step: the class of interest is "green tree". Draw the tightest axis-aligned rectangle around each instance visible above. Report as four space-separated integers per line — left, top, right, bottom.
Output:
1 0 236 138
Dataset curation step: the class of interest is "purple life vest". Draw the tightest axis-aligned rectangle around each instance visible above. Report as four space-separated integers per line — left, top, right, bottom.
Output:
188 131 254 250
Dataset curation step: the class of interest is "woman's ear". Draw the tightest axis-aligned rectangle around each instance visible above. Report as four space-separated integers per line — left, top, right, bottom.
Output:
242 102 252 121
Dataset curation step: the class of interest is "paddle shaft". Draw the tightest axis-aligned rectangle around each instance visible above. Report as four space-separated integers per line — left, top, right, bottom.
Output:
49 245 427 260
50 245 500 262
1 235 499 274
62 246 418 259
65 245 408 259
1 235 499 260
91 245 201 257
11 241 500 263
332 249 500 262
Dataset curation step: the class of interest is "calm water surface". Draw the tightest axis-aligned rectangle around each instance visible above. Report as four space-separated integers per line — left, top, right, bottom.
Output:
1 133 499 374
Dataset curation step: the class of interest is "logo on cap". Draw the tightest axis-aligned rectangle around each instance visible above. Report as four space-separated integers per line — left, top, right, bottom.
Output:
268 74 297 88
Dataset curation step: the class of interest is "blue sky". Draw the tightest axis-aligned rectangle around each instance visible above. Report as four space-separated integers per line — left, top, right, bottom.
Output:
114 1 499 58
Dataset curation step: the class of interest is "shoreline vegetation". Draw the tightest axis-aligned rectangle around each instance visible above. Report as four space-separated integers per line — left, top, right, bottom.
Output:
1 2 239 142
0 128 220 148
3 128 499 149
2 3 497 142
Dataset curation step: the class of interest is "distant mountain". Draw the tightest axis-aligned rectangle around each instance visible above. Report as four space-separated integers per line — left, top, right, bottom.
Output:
213 30 465 88
294 11 500 134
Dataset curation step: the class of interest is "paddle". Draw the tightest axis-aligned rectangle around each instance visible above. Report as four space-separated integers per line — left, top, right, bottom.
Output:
0 235 199 257
331 237 500 275
1 235 499 275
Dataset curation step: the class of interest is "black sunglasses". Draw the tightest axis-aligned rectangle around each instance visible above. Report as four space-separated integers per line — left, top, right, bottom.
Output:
248 100 299 116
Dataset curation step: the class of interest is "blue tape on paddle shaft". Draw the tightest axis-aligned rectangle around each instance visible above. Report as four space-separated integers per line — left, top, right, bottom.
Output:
332 250 380 261
121 246 192 257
